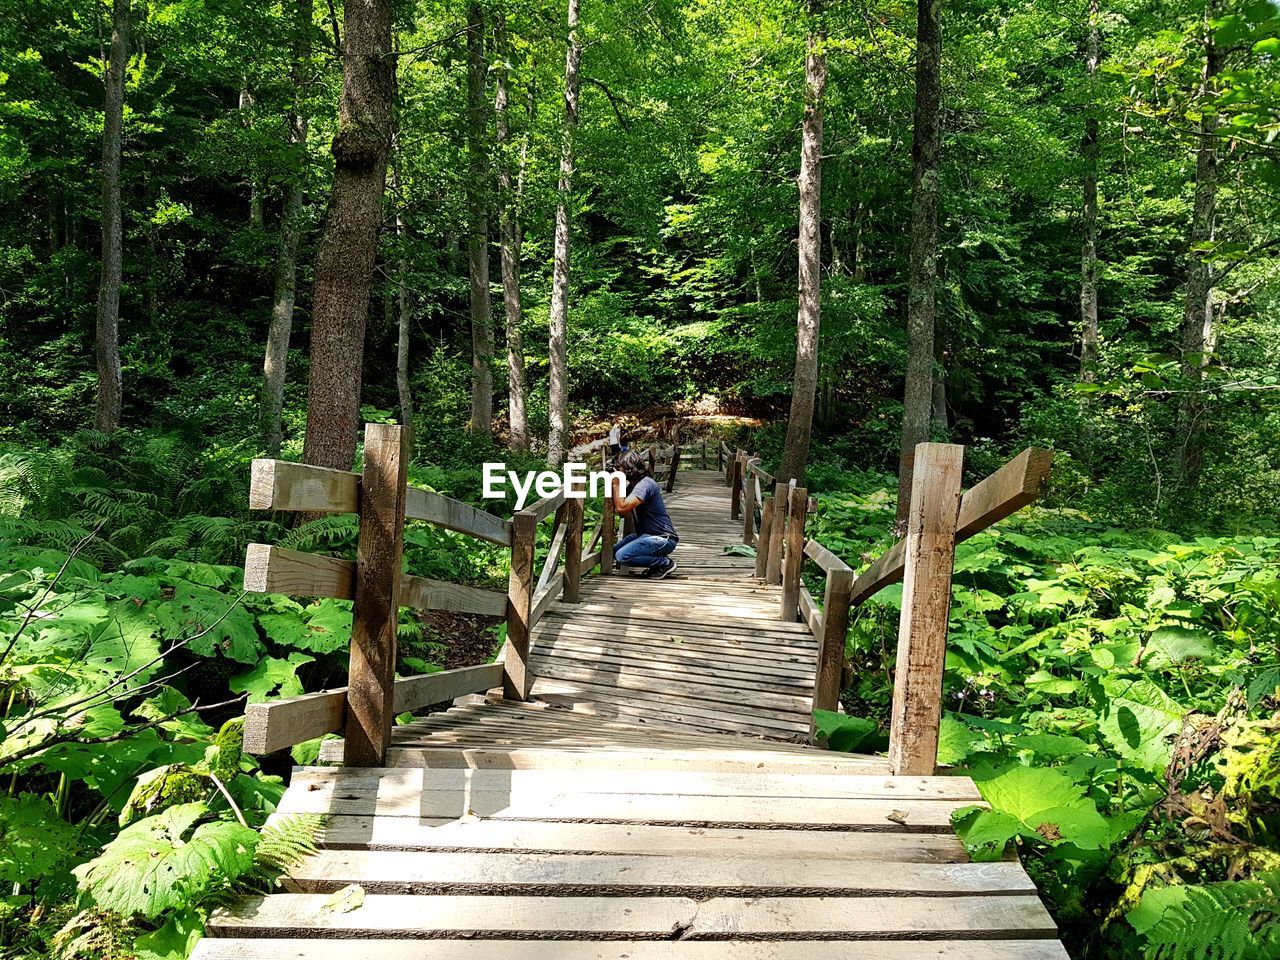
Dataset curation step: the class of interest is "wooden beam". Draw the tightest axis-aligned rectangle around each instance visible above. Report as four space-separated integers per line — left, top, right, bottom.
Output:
405 487 513 546
742 459 758 546
780 485 808 621
797 586 822 639
954 446 1053 540
242 664 504 755
601 495 616 575
243 543 353 599
400 575 507 617
729 452 744 520
813 566 854 719
562 496 584 603
849 446 1052 607
344 424 409 767
537 505 570 595
888 442 963 777
526 490 566 523
804 538 851 576
531 573 565 627
755 498 774 579
765 482 788 585
504 510 537 701
249 459 359 513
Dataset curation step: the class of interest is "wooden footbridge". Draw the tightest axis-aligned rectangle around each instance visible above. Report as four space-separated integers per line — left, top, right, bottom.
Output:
193 426 1064 959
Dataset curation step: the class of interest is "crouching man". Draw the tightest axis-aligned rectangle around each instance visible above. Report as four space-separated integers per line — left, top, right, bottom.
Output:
609 450 679 579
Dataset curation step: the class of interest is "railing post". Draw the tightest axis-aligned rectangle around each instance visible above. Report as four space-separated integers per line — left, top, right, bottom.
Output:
766 481 788 584
814 566 853 717
665 444 681 493
742 459 757 545
888 442 964 777
562 495 584 602
504 509 538 701
780 484 808 621
601 493 616 574
343 423 408 767
755 497 774 578
729 452 744 520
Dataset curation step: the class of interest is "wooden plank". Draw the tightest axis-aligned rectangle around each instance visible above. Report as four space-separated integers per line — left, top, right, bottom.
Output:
530 573 564 626
814 566 854 719
562 495 584 602
601 494 616 573
243 544 352 599
249 459 358 513
243 665 501 755
400 575 506 616
243 689 345 755
283 850 1034 896
194 940 1071 960
390 663 503 713
405 487 513 546
741 459 757 545
289 765 980 801
780 484 808 621
295 814 963 859
503 510 537 701
805 537 851 574
798 586 822 639
729 452 744 516
754 497 774 578
344 424 408 767
536 506 570 594
766 482 786 584
955 446 1053 540
535 639 816 686
208 894 1058 939
889 443 964 777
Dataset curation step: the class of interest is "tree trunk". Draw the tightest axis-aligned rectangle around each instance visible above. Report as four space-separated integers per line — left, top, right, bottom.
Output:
495 16 530 452
94 0 130 433
260 0 313 457
895 0 943 525
241 87 264 227
1180 3 1222 380
466 1 494 438
1079 0 1101 381
546 0 581 467
852 200 867 282
1177 1 1224 485
778 8 827 484
931 341 948 436
301 0 394 470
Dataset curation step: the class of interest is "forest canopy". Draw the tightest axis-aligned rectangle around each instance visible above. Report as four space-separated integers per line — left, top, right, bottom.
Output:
0 0 1278 956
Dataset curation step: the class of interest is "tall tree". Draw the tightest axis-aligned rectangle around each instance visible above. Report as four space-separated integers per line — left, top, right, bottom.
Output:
895 0 943 524
94 0 130 433
300 0 395 470
466 1 494 437
1180 0 1223 381
495 15 529 452
259 0 314 456
1176 0 1225 484
1079 0 1101 381
391 144 414 456
778 0 827 484
546 0 581 467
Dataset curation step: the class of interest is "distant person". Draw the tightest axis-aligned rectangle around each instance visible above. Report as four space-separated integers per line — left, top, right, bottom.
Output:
609 449 679 579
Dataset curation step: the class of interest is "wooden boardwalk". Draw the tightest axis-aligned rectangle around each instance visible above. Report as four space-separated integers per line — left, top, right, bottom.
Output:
198 465 1068 959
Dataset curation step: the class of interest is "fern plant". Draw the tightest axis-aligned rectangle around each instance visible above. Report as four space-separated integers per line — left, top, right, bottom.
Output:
1128 873 1280 960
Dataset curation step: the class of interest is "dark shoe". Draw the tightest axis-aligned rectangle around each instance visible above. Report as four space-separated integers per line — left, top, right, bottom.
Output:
648 558 677 580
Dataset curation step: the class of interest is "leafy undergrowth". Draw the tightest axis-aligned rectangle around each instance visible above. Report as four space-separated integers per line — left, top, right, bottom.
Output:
810 474 1280 960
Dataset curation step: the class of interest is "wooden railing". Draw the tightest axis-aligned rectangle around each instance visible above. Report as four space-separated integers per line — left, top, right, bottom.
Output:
731 443 1052 774
240 422 616 766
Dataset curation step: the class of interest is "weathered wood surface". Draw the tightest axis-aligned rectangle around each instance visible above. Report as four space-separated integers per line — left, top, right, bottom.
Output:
209 469 1065 960
197 941 1069 960
243 663 504 755
343 424 408 767
889 443 964 776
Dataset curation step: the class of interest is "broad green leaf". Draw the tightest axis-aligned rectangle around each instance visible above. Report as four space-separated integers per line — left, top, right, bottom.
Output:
74 803 258 919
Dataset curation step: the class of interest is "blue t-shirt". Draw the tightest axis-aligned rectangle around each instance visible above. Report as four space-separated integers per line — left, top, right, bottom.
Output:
631 476 678 539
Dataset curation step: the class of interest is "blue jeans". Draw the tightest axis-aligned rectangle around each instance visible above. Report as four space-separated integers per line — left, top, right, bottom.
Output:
614 533 677 569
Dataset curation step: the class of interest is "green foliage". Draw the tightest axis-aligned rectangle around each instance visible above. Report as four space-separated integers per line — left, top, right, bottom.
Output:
74 803 257 921
1127 872 1280 960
